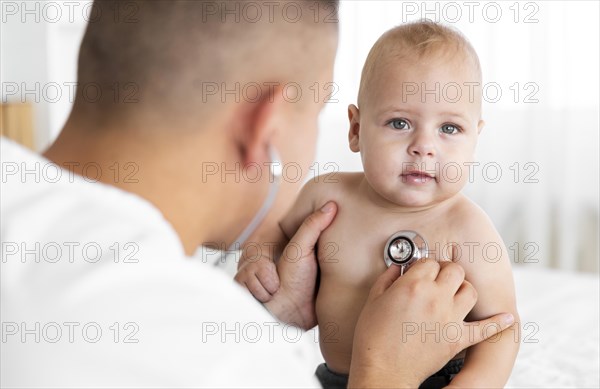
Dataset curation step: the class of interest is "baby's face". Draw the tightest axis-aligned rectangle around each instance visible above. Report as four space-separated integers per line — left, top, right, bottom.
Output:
349 56 484 209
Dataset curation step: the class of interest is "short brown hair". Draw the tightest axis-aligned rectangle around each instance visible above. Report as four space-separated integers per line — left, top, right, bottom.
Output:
75 0 339 123
358 20 481 107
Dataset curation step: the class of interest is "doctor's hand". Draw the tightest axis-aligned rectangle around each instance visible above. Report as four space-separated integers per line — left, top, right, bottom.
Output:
348 260 516 388
263 202 337 330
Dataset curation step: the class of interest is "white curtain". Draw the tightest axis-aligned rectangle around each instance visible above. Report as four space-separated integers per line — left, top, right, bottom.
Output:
315 1 599 272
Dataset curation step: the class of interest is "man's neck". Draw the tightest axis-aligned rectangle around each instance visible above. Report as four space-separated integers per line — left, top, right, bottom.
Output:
43 117 236 255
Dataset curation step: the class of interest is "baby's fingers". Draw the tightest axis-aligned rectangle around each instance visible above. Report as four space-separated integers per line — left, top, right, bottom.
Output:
234 267 273 303
256 261 280 295
242 274 274 303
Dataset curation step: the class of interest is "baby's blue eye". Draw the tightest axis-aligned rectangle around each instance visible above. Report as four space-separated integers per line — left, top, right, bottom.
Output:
441 124 459 134
389 119 409 130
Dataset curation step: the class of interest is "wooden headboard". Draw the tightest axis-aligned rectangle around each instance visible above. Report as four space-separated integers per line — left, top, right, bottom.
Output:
1 103 35 149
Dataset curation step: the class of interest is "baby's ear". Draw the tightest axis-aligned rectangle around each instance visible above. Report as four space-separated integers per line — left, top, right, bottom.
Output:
348 104 361 152
477 119 485 134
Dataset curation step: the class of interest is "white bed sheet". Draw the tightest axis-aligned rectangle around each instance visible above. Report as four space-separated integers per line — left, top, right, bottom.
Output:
507 266 599 388
207 249 600 387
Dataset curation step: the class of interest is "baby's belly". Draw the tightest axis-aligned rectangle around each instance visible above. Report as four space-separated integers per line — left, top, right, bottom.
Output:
315 224 389 374
316 284 368 374
315 241 467 375
316 279 373 374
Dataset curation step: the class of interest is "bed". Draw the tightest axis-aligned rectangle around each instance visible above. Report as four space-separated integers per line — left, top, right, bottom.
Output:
208 250 600 387
507 266 599 388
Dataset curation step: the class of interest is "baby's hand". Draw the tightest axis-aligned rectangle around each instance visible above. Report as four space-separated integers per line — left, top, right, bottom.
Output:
234 255 280 303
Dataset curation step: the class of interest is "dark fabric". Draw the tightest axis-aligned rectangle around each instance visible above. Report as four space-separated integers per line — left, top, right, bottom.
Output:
420 358 464 389
315 358 464 389
315 363 348 389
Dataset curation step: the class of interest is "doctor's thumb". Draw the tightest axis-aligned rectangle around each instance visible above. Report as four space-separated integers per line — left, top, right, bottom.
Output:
462 313 516 349
291 202 338 251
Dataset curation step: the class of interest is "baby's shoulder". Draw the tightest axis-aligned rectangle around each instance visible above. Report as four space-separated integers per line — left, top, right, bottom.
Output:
445 194 499 240
441 195 510 272
300 171 364 204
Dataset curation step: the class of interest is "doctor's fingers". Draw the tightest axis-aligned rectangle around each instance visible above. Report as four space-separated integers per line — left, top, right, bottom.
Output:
284 202 338 261
453 280 478 319
435 261 466 295
369 264 402 297
461 313 516 350
401 258 441 282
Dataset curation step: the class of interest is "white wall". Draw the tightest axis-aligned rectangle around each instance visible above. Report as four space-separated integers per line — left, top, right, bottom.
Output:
1 2 50 149
1 0 89 147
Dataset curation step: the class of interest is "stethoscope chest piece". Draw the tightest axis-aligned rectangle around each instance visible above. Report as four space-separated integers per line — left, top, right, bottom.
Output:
384 230 429 274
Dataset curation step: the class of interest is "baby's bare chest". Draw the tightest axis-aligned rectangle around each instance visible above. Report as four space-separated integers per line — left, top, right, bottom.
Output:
317 204 455 285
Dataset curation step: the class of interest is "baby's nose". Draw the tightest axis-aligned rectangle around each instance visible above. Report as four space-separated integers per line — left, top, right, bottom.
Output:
408 133 436 157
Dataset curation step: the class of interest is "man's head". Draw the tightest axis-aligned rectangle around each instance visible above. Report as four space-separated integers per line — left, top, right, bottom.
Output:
76 1 337 126
52 0 339 253
348 20 484 209
75 0 338 174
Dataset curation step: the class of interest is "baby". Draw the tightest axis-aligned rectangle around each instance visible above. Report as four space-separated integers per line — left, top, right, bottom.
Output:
236 20 519 388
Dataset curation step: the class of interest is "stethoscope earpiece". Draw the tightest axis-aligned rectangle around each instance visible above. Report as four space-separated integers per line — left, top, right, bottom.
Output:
384 230 429 275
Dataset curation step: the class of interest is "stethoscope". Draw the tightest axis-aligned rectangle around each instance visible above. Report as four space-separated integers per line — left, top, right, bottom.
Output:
383 230 429 275
214 147 283 267
214 147 429 276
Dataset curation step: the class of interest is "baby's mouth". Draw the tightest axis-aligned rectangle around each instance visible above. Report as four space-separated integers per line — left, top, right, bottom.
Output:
400 171 436 184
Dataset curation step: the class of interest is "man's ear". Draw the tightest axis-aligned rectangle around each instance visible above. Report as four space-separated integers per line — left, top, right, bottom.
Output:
234 85 285 166
477 119 485 134
348 104 361 152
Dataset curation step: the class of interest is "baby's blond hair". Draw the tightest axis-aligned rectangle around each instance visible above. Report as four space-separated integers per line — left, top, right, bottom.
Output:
358 20 481 108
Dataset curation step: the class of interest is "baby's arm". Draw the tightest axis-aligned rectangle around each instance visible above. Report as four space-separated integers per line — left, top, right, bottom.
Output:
446 203 520 388
234 176 326 301
278 175 330 240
